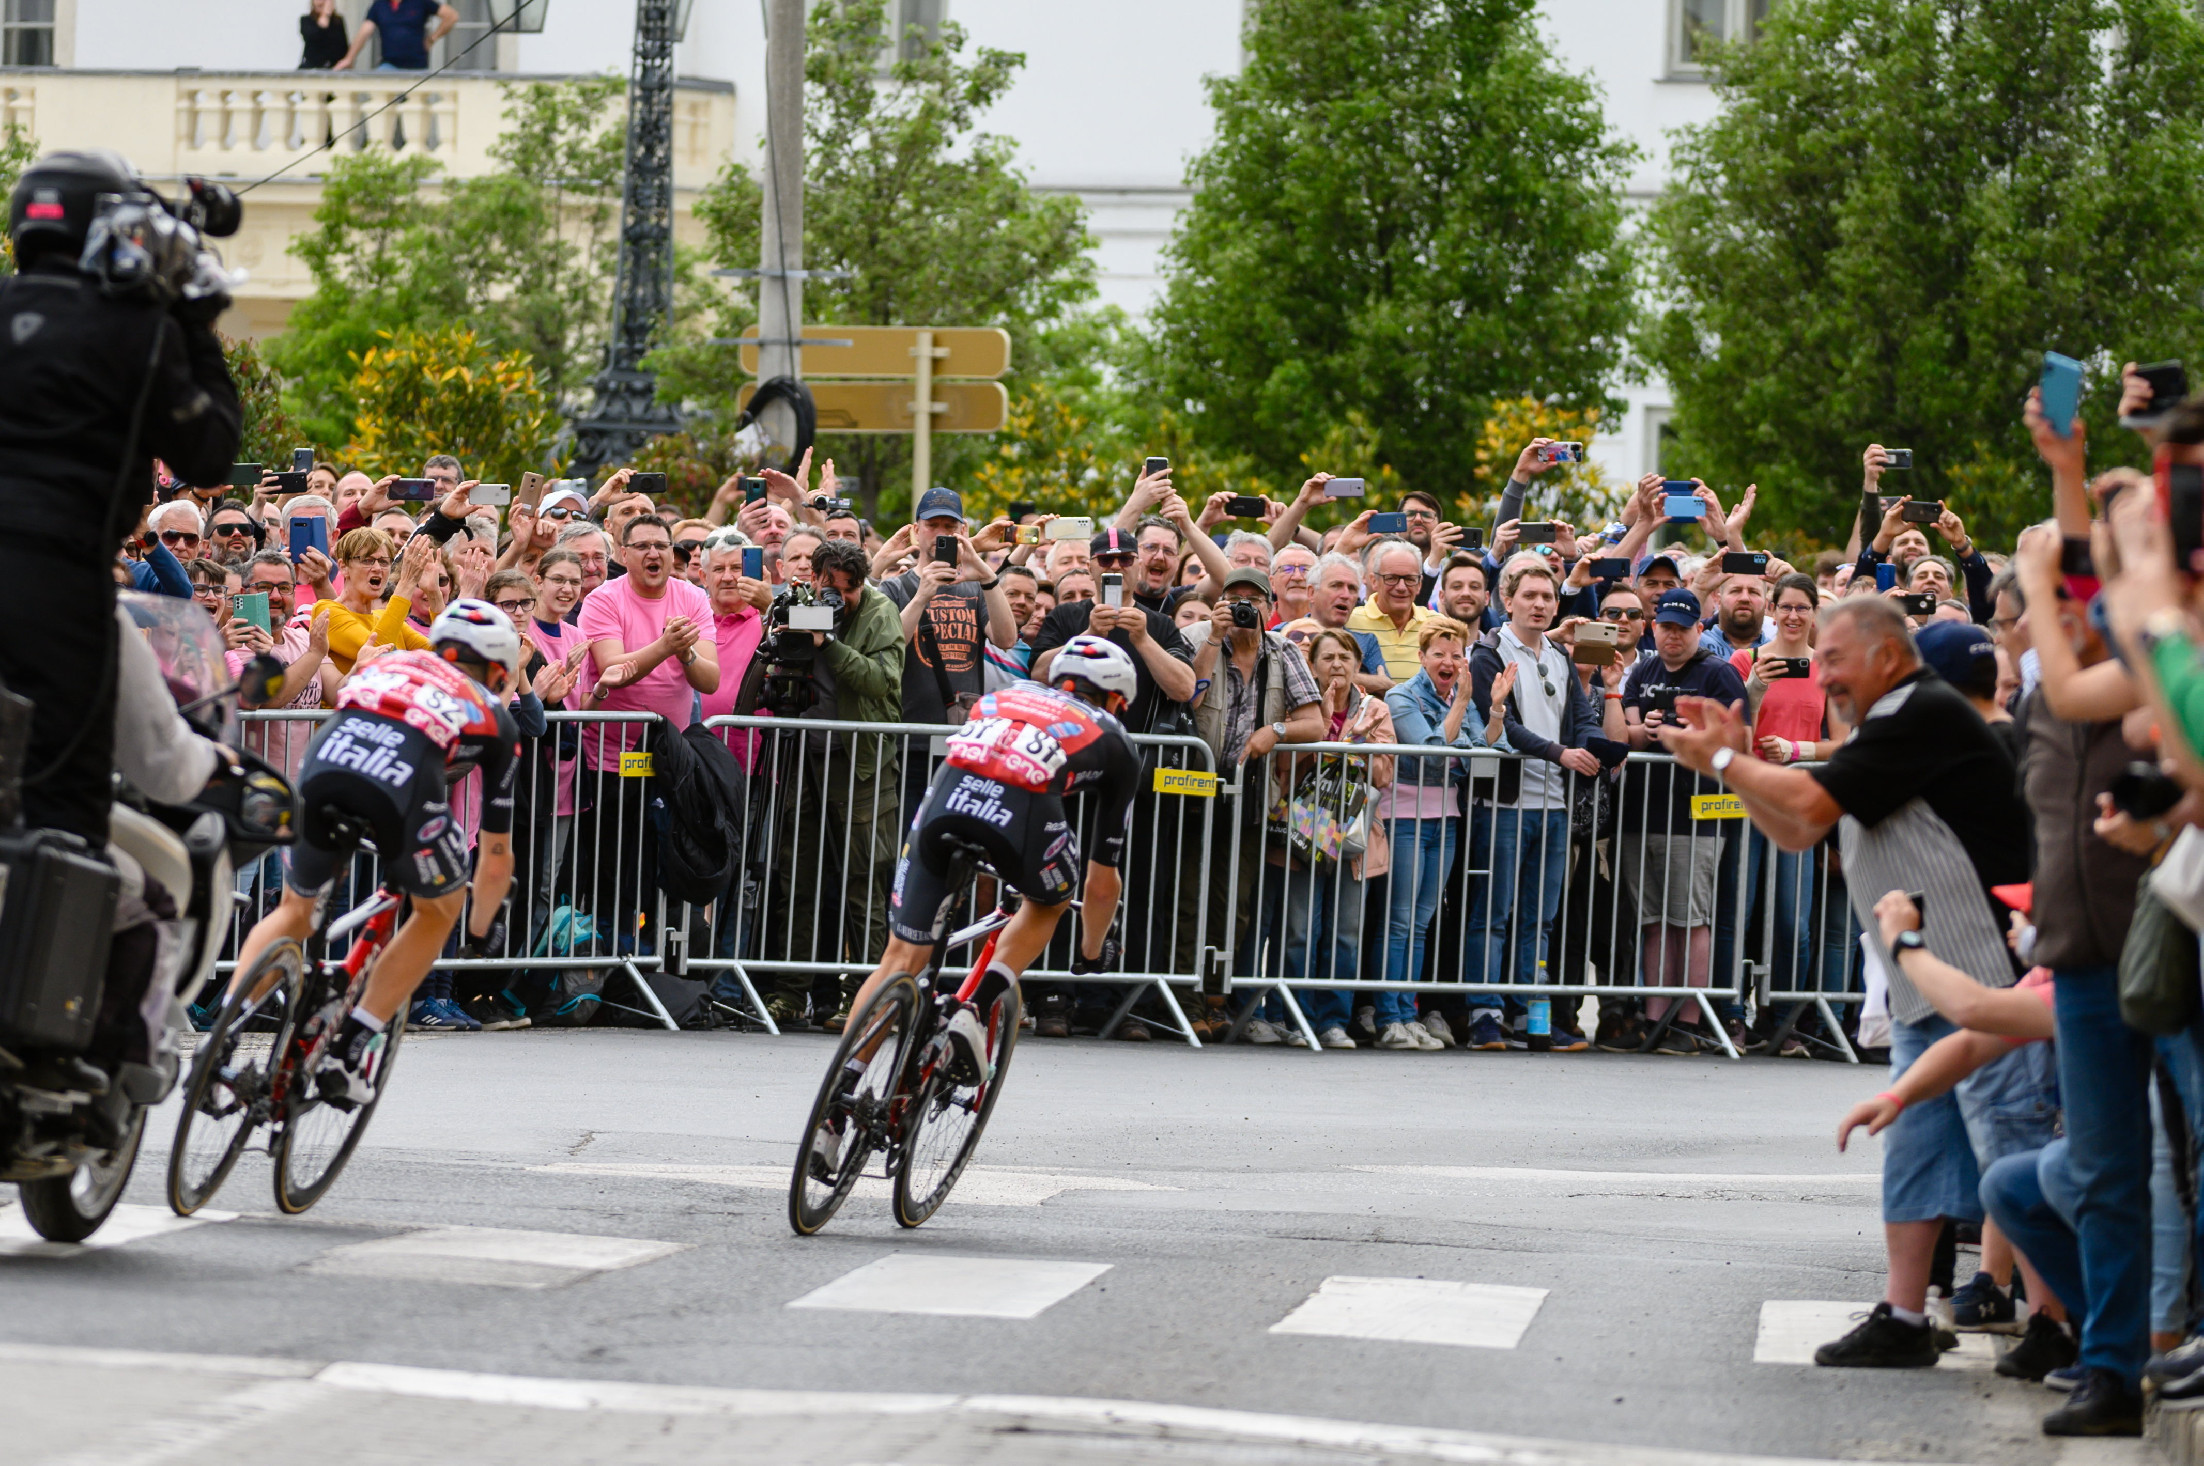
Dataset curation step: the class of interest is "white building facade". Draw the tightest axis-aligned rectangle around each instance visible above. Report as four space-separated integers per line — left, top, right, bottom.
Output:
4 0 1762 479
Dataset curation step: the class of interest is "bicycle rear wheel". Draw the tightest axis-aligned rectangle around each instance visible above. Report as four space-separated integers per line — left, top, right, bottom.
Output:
789 974 919 1236
167 939 304 1215
270 992 407 1215
892 977 1021 1229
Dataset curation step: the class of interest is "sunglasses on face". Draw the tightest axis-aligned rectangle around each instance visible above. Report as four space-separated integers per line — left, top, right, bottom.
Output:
159 530 201 547
1602 608 1645 621
1094 553 1134 567
213 521 254 537
541 507 579 520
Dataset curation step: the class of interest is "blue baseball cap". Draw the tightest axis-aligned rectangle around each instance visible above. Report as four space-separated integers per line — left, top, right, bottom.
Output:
1915 620 1995 687
915 486 966 524
1653 588 1702 627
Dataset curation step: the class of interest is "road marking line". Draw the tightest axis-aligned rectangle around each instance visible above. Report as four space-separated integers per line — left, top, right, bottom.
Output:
531 1159 1174 1207
0 1341 1909 1466
25 1376 333 1466
1351 1165 1879 1199
787 1252 1111 1319
0 1203 235 1258
1753 1301 1999 1370
1270 1276 1548 1350
299 1225 686 1289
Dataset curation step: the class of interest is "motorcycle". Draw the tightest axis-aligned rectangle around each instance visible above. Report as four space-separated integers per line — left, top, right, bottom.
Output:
0 592 293 1241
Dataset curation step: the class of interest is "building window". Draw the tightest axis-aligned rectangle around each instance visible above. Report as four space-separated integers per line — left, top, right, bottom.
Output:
1669 0 1772 78
1645 406 1678 479
440 0 502 72
879 0 944 70
3 0 54 68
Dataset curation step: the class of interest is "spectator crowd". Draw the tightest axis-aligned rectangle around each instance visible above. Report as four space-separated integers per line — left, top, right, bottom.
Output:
128 356 2204 1436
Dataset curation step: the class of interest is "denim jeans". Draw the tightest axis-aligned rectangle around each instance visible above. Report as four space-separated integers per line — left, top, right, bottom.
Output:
1383 814 1457 1026
2052 967 2154 1388
1744 828 1817 991
1256 860 1370 1032
1462 805 1569 1018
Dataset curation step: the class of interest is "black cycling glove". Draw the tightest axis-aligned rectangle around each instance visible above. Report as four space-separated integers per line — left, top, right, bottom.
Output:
459 910 508 961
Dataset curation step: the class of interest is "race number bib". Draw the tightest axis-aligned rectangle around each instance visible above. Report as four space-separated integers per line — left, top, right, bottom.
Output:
946 715 1066 790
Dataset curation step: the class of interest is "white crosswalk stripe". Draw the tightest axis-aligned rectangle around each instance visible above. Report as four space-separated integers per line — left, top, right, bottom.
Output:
787 1253 1111 1319
300 1226 688 1289
1269 1276 1548 1350
0 1202 234 1258
1753 1300 1999 1370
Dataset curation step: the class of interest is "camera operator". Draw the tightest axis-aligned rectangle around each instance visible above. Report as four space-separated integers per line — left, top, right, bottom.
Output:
741 538 905 1030
0 150 241 844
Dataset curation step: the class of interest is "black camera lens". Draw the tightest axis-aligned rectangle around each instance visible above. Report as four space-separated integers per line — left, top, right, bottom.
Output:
182 176 241 237
1230 601 1261 630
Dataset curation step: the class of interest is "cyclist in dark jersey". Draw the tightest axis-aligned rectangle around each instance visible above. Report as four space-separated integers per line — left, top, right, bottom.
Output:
859 634 1143 1077
227 600 524 1105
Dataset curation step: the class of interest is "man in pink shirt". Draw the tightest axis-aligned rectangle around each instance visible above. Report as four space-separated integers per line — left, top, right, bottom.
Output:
572 517 720 952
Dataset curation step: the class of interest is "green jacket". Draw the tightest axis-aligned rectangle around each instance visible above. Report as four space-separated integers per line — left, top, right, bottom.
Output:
818 582 906 778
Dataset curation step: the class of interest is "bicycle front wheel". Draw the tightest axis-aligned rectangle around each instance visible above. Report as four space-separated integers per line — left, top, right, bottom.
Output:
168 939 303 1216
892 978 1021 1229
789 974 919 1236
270 1000 407 1215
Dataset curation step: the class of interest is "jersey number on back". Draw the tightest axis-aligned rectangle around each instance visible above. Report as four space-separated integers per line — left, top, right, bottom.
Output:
947 715 1067 790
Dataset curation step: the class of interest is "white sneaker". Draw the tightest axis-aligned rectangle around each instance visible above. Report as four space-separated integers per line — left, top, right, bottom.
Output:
943 1005 993 1084
1405 1020 1446 1052
1418 1011 1457 1047
1318 1025 1356 1050
1244 1018 1283 1045
1377 1021 1421 1050
1281 1026 1309 1047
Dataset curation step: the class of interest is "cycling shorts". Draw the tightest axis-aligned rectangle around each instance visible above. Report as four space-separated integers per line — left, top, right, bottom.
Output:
888 769 1081 945
286 712 471 900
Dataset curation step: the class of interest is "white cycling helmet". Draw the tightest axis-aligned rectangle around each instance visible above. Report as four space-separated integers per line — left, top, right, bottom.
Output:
1051 633 1138 707
429 598 524 692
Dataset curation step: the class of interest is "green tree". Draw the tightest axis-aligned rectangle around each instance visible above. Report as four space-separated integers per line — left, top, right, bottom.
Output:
346 325 564 485
658 0 1096 525
1139 0 1639 497
222 334 308 469
0 120 36 274
266 78 624 448
1644 0 2204 547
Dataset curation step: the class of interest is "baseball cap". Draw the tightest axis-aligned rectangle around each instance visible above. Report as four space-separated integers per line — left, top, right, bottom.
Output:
1090 527 1136 558
1915 620 1996 687
1223 567 1274 599
1653 588 1702 627
915 486 966 524
539 485 590 517
1641 552 1685 579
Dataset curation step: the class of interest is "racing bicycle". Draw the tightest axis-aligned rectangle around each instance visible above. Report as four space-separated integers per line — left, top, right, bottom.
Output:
789 842 1030 1234
168 855 410 1217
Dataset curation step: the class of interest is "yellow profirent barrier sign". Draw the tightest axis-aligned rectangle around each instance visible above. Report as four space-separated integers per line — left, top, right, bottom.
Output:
1691 792 1746 820
619 752 655 778
1153 768 1218 797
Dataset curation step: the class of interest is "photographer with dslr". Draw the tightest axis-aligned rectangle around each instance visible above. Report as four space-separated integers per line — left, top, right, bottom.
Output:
0 150 241 844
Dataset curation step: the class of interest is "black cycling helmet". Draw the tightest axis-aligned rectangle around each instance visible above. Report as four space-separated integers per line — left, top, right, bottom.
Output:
8 149 142 268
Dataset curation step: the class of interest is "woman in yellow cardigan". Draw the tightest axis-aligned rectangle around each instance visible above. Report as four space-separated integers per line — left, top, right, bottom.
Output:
308 526 436 674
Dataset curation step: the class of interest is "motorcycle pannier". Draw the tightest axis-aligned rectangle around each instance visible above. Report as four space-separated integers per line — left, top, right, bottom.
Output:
0 828 118 1051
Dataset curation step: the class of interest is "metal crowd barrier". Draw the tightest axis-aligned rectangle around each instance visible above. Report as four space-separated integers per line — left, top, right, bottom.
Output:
227 711 1861 1058
1211 744 1861 1062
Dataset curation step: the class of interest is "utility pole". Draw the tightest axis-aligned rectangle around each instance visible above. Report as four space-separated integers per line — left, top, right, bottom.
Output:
753 0 805 403
569 0 684 478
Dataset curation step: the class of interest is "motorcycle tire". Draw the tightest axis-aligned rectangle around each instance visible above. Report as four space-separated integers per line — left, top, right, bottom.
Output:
16 1107 147 1243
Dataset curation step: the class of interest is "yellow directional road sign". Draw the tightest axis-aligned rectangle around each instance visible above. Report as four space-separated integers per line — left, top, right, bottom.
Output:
737 379 1008 434
737 324 1011 380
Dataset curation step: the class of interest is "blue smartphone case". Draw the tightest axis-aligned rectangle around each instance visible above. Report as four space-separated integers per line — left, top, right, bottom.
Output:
2042 351 2084 438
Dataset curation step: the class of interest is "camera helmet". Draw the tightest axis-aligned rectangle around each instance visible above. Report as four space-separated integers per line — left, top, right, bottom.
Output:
1051 634 1139 708
8 149 143 267
430 599 525 692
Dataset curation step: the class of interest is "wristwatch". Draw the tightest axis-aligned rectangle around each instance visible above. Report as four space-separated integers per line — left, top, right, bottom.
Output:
1270 720 1288 744
1890 928 1928 964
1709 746 1735 777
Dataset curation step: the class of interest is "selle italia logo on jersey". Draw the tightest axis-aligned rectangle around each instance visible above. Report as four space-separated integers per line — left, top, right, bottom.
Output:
320 718 418 787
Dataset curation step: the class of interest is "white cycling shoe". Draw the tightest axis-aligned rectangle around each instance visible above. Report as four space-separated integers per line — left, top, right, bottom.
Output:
943 1006 993 1086
314 1032 385 1109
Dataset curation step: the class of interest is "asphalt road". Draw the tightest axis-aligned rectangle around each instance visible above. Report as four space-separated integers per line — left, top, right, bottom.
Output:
0 1031 2157 1465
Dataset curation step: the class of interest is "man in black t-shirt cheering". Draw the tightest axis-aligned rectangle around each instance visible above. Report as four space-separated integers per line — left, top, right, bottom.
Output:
1656 596 2043 1372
